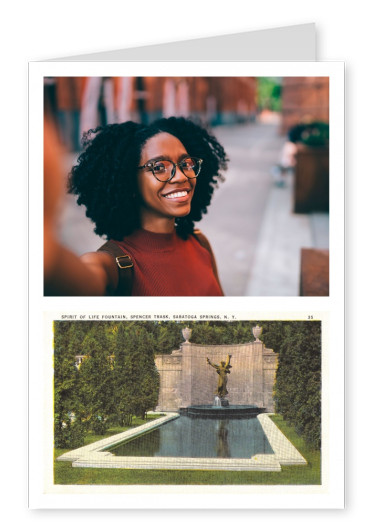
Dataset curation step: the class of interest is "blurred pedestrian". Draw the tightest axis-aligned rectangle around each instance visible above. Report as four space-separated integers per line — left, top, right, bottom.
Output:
271 124 301 186
79 77 103 138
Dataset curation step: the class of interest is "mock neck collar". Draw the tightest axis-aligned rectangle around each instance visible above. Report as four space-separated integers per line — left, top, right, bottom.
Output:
122 228 178 252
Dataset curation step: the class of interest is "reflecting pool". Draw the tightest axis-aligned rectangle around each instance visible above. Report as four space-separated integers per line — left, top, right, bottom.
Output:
108 416 274 459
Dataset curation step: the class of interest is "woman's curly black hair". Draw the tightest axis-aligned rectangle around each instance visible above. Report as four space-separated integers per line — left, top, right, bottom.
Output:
68 116 228 240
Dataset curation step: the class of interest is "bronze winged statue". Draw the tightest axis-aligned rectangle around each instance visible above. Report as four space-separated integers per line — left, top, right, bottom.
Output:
207 354 232 398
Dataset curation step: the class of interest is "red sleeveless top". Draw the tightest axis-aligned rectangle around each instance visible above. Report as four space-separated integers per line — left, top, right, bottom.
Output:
114 229 223 296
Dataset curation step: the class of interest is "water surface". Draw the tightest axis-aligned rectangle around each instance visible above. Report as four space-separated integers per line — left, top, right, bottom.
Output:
108 416 273 458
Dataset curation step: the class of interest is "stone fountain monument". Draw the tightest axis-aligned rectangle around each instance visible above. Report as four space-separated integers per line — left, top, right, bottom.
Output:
155 325 278 414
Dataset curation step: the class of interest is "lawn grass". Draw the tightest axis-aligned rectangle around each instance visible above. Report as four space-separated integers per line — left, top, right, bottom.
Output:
54 414 321 486
54 414 163 459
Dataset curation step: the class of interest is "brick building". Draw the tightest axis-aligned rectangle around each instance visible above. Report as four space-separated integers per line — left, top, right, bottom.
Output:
280 77 329 135
127 76 258 125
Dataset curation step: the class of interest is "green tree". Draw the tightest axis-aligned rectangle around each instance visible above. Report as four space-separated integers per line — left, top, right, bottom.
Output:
154 321 183 353
257 77 282 112
257 321 287 352
113 323 159 424
189 321 252 345
77 322 116 434
274 321 321 449
54 321 85 448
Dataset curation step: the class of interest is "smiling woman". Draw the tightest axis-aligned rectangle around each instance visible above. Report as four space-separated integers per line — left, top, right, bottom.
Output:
136 133 198 231
45 117 228 296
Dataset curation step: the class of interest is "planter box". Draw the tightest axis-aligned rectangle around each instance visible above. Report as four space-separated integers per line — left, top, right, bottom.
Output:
294 143 329 213
300 248 329 296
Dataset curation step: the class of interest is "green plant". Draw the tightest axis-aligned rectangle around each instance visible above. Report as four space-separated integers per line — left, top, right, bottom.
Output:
274 322 321 450
300 122 329 147
54 416 86 449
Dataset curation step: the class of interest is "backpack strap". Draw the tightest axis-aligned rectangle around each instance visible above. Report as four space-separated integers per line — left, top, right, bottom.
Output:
193 229 223 294
97 241 133 296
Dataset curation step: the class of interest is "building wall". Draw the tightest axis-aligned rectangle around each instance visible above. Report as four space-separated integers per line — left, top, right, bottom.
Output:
155 340 278 412
281 77 330 135
140 76 257 124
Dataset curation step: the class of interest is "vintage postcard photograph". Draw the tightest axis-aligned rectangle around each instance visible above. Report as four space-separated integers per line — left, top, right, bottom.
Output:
28 309 344 510
43 314 330 499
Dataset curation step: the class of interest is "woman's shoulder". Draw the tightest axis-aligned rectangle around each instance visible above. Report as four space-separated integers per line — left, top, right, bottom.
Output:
191 228 223 295
191 228 213 254
95 240 133 296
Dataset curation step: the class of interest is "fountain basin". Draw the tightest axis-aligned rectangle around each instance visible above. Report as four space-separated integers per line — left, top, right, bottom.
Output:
181 405 265 418
57 413 307 471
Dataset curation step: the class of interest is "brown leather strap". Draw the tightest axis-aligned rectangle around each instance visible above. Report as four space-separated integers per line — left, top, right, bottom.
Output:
97 241 133 296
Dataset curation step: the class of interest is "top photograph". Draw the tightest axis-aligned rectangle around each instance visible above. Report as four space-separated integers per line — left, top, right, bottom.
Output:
44 75 329 297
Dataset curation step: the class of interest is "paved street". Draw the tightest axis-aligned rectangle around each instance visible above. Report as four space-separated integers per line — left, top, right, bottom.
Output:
58 120 329 296
198 121 286 295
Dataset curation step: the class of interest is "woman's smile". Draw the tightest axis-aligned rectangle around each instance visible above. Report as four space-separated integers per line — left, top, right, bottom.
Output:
162 187 192 200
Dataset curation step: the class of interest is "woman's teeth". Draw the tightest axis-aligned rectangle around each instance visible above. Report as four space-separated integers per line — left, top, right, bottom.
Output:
164 191 188 199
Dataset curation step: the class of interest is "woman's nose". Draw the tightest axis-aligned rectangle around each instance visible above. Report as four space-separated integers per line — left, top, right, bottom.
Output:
169 165 188 182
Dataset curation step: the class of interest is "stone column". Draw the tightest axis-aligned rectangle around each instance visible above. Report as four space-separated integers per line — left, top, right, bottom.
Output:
155 353 182 411
180 341 193 407
251 341 264 407
263 348 278 412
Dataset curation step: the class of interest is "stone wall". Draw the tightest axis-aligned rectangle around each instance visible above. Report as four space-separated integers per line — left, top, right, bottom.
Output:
155 340 278 412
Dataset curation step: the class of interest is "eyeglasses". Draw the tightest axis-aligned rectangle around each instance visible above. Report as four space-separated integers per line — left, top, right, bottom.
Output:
138 156 203 182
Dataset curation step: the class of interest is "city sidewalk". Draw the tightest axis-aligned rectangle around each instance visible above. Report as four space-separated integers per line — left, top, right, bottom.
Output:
198 121 285 296
244 174 329 296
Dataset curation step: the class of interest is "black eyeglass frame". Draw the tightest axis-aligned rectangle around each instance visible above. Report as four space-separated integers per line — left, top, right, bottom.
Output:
138 156 203 182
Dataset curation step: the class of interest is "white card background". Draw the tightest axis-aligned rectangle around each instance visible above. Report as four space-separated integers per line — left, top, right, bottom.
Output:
5 1 372 526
